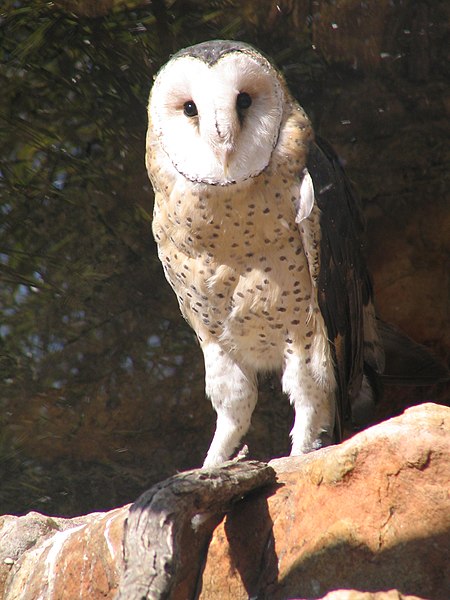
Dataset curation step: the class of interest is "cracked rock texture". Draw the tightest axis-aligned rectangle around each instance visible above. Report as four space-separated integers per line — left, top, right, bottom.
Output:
0 403 448 600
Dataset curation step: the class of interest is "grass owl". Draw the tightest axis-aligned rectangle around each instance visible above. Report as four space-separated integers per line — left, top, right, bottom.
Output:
146 40 447 467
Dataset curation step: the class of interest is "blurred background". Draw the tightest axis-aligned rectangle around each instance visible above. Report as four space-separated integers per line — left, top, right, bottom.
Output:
0 0 449 516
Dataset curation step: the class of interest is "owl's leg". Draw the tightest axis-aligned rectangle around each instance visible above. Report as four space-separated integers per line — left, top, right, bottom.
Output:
282 351 336 454
202 343 257 467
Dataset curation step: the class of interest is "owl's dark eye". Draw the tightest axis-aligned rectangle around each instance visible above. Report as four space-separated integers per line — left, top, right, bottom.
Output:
183 100 198 117
236 92 252 110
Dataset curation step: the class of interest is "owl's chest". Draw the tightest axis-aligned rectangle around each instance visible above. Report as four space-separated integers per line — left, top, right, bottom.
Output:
153 184 315 361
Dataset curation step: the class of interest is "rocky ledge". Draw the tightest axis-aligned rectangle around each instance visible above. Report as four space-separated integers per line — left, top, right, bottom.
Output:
1 402 448 600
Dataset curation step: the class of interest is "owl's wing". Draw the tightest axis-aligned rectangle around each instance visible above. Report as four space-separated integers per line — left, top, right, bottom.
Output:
302 138 449 441
304 137 381 440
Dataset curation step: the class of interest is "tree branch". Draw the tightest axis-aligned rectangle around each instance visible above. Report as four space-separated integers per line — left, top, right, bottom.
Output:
116 459 276 600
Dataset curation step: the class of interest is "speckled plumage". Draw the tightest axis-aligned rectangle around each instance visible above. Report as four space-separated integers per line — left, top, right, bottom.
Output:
146 41 382 466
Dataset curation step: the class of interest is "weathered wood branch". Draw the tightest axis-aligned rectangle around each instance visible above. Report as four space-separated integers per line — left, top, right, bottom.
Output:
115 459 276 600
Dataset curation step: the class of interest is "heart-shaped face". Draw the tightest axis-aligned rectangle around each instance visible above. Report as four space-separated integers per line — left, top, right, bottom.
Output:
148 41 285 186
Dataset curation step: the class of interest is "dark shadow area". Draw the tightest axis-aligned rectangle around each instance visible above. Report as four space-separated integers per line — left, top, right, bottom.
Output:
225 485 280 598
265 531 450 600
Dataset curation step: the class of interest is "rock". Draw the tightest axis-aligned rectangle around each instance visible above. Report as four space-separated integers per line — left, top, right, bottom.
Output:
0 403 448 600
0 508 127 600
199 403 450 599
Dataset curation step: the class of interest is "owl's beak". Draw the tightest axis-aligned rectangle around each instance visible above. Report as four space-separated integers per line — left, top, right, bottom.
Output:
210 110 239 177
217 146 232 178
208 141 234 179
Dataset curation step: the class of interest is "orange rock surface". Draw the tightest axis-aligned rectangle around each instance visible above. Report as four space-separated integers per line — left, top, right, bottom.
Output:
1 403 448 600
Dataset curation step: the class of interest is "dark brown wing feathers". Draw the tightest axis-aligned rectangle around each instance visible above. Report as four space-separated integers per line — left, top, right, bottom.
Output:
307 138 374 439
307 138 449 440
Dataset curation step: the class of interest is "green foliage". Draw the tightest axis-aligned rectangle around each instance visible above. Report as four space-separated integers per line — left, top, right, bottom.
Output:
1 2 164 403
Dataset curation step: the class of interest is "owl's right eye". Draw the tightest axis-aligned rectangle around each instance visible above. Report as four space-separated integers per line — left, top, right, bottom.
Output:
183 100 198 117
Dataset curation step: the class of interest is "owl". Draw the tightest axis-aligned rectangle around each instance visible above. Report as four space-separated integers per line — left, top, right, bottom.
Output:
146 40 446 467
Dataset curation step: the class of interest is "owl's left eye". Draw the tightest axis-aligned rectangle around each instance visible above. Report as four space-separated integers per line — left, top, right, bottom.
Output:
236 92 252 110
183 100 198 117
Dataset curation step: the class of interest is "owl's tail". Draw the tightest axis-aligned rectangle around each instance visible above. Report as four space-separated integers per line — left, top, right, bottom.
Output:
349 320 449 430
377 319 449 385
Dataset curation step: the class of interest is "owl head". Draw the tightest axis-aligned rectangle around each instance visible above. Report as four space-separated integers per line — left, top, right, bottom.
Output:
148 40 287 186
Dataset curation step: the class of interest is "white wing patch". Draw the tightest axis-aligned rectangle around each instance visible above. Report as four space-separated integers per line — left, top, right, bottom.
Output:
294 169 321 288
295 168 315 223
